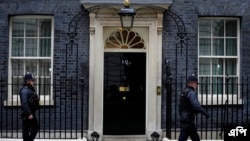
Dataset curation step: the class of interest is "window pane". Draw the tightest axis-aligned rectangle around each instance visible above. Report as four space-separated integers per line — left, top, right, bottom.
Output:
12 77 23 95
225 59 237 75
25 38 37 56
199 38 211 55
38 77 51 95
25 60 38 75
199 77 211 94
12 19 24 37
212 77 223 94
226 20 237 37
12 60 24 76
226 38 237 56
25 19 38 37
12 38 24 56
198 18 239 97
213 19 224 37
39 39 51 57
199 58 210 75
213 38 224 55
226 77 238 94
40 19 52 37
10 16 53 98
212 58 223 75
39 60 51 76
199 19 211 36
104 29 145 49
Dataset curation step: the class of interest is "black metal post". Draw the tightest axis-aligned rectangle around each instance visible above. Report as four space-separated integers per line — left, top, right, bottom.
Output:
225 74 229 125
247 76 249 125
220 74 229 137
0 75 2 137
91 131 100 141
151 132 160 141
80 76 84 138
165 60 172 139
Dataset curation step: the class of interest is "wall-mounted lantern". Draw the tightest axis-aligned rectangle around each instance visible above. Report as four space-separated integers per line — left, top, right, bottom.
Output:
119 0 135 29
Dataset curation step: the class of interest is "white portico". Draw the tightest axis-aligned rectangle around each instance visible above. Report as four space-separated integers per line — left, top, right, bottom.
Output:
80 0 173 140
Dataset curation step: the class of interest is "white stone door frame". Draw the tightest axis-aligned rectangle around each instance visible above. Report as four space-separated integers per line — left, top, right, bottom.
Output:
85 5 166 140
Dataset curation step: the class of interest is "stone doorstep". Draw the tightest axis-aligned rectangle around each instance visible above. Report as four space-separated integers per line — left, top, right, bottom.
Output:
103 135 146 141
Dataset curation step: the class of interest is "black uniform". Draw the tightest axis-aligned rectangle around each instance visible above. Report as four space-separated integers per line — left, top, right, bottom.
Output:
19 84 39 141
178 87 209 141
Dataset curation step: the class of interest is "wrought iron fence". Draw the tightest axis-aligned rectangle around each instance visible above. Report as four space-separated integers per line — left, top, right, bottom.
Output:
1 75 250 140
0 75 87 139
165 75 250 140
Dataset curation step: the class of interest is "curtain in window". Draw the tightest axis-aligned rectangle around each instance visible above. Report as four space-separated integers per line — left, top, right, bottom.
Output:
199 76 211 94
199 19 211 36
198 18 239 96
12 39 24 56
10 17 52 96
213 19 224 37
226 77 238 94
38 60 51 95
226 39 237 56
40 19 51 57
12 19 24 57
226 20 237 37
40 39 51 57
26 38 37 56
25 19 38 37
199 58 210 75
213 38 224 55
11 59 51 95
12 19 24 37
199 38 211 55
212 58 223 75
226 59 237 75
39 19 51 37
212 77 223 94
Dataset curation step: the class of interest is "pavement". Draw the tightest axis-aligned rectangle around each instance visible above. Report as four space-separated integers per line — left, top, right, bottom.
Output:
0 138 87 141
0 138 224 141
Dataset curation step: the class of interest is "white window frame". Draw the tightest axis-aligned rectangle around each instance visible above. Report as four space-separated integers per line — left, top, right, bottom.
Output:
4 15 54 106
198 17 242 105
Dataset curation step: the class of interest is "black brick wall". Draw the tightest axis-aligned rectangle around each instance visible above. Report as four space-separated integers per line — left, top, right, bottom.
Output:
0 0 89 132
161 0 250 129
1 0 250 135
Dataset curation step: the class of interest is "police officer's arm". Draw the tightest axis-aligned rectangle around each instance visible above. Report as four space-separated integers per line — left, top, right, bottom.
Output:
187 91 209 117
20 88 32 115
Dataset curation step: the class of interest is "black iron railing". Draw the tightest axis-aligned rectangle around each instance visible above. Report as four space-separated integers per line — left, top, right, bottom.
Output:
165 75 250 140
1 75 250 140
0 76 86 139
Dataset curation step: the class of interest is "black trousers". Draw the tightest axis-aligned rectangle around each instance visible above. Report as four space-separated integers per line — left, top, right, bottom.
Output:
22 114 39 141
178 121 200 141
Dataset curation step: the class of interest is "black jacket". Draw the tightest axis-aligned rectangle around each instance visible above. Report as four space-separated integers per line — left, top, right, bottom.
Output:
19 84 39 118
179 87 208 122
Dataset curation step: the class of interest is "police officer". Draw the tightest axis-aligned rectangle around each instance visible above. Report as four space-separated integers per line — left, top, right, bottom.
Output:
178 74 209 141
19 72 40 141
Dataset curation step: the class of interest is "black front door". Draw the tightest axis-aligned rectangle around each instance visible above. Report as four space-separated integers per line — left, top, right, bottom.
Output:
103 53 146 135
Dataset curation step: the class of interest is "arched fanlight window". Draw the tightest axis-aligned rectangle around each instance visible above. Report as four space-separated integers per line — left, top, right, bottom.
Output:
104 29 145 49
